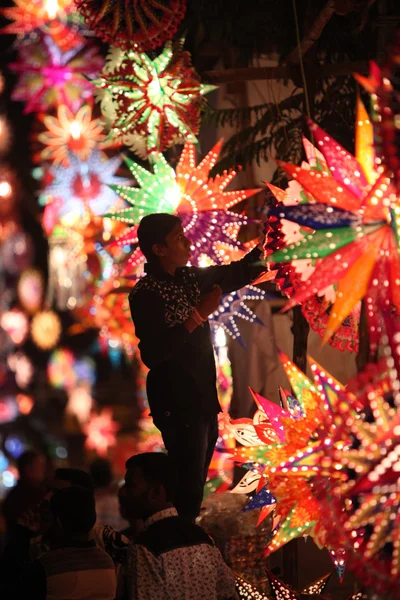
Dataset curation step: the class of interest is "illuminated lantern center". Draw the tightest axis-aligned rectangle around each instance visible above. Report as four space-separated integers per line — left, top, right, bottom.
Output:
72 172 102 201
42 65 72 86
0 180 12 198
45 0 60 20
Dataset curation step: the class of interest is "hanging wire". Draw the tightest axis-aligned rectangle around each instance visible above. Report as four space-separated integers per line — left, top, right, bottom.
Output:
291 0 312 120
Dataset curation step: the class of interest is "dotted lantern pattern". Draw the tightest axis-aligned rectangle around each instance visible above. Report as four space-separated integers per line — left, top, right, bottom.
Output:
104 140 261 270
267 105 400 348
75 0 186 52
94 40 216 156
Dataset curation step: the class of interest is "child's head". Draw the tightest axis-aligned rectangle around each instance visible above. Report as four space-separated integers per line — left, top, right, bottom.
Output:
137 213 191 270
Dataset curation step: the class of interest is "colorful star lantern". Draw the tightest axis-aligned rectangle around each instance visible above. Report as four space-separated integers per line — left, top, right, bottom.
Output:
76 0 186 52
94 40 216 156
266 99 400 348
73 284 138 357
105 141 261 269
315 355 400 599
231 353 352 570
266 570 331 600
10 36 103 114
355 31 400 195
38 104 106 166
209 285 266 345
0 0 88 51
83 408 119 456
42 149 129 223
265 134 360 353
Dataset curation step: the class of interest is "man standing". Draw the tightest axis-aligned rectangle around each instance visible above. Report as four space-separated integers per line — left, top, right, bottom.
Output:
129 213 264 521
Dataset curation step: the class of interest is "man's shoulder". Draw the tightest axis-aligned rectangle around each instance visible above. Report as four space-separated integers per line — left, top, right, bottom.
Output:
135 516 214 557
40 543 115 575
129 275 162 299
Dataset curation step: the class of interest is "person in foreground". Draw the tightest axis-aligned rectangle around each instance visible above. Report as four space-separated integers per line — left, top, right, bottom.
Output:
124 452 238 600
129 213 265 521
16 485 116 600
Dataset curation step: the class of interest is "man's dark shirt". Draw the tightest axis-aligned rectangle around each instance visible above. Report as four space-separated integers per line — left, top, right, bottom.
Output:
129 247 263 423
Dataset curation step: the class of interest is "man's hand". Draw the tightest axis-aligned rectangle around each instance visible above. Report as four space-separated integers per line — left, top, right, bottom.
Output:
197 285 223 318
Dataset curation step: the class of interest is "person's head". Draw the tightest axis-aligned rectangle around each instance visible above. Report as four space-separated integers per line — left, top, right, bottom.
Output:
89 458 113 489
124 452 177 520
17 450 46 484
137 214 191 273
52 468 94 494
49 486 96 540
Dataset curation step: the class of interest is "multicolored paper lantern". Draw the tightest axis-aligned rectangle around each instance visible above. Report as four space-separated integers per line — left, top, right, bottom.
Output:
76 0 186 52
83 408 120 456
1 0 87 51
10 35 103 113
315 353 400 599
38 104 106 165
105 140 261 269
94 40 216 156
42 149 129 222
267 104 400 348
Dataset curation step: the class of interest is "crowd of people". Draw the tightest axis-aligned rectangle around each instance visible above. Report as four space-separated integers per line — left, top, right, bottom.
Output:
0 449 239 599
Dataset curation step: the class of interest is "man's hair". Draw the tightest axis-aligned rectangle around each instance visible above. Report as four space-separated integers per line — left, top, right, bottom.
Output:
137 213 181 262
17 450 42 476
125 452 177 502
89 458 113 489
55 468 94 493
50 486 96 535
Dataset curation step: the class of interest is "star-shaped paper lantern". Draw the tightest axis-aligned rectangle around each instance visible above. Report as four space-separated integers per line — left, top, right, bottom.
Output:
94 40 216 156
1 0 87 51
231 353 350 562
76 0 186 52
267 106 400 347
83 408 119 456
315 352 400 599
266 570 331 600
10 35 103 114
38 104 106 165
265 132 360 353
105 140 261 269
209 285 266 345
355 31 400 195
42 149 129 222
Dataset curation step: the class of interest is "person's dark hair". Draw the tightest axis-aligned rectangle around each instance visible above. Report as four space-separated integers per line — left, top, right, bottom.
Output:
137 213 181 262
89 458 113 489
55 468 94 493
125 452 177 502
50 486 96 535
16 450 41 476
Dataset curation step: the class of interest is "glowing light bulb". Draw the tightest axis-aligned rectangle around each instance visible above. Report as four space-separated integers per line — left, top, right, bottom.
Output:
69 120 81 140
0 180 12 198
45 0 59 20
